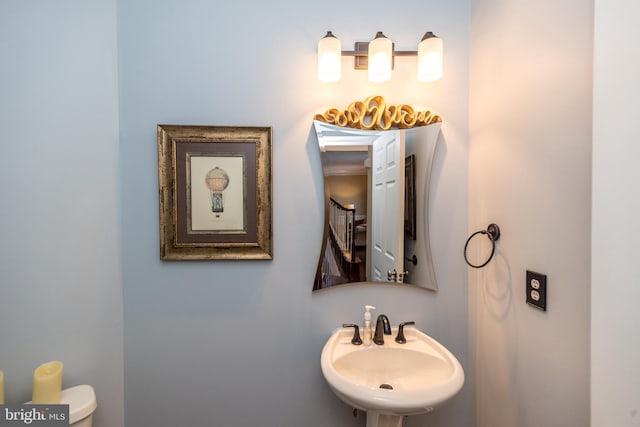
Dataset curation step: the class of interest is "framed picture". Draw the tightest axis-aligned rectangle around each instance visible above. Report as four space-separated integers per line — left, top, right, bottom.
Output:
404 154 416 240
157 125 272 260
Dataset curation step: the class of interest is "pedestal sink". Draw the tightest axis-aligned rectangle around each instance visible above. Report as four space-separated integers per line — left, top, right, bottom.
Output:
320 326 464 427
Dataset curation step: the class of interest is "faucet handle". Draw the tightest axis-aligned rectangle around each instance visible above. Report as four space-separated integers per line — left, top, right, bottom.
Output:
395 321 416 344
342 323 363 345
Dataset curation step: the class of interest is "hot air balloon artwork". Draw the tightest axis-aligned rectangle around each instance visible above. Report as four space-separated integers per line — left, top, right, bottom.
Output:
188 155 245 232
205 166 230 217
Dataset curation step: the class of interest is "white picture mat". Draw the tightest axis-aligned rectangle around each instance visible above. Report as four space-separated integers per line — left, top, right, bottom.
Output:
189 155 245 231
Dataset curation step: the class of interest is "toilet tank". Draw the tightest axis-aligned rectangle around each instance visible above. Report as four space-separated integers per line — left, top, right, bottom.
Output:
61 385 97 427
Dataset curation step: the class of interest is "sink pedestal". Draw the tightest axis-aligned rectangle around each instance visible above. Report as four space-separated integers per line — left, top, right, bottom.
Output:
366 412 403 427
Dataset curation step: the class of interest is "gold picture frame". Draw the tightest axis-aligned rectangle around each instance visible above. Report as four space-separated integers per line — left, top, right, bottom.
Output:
157 125 272 260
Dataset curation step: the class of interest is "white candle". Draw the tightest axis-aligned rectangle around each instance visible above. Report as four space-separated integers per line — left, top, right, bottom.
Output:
0 370 4 404
32 361 63 404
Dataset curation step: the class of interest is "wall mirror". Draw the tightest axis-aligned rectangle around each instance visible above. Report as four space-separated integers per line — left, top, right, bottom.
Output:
312 97 441 292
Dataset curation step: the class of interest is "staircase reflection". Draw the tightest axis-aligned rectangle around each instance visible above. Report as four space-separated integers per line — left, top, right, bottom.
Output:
314 198 367 290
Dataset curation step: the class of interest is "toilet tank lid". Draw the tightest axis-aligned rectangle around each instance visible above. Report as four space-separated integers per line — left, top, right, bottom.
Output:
61 385 97 424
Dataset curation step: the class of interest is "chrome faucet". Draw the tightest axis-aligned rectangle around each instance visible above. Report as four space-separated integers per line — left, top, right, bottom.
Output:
373 314 391 345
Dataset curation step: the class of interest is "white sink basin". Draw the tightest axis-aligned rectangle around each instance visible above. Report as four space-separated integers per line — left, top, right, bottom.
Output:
321 326 464 425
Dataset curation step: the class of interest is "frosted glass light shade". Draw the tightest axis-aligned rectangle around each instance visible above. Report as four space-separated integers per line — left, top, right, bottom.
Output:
318 31 342 82
368 32 392 83
418 32 443 82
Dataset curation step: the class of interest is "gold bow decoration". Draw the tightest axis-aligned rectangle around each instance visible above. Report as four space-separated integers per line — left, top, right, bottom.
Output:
314 95 441 130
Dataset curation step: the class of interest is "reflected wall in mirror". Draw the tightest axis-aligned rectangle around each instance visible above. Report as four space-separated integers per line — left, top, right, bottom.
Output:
312 103 441 292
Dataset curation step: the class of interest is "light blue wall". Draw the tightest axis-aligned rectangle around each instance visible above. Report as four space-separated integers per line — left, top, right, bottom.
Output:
0 1 470 426
0 1 123 427
118 0 470 426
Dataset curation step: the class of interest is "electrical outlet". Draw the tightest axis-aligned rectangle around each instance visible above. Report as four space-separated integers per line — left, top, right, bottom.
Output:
526 270 547 311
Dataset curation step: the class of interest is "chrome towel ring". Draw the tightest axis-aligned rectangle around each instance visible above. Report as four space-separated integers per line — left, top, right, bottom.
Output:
464 223 501 268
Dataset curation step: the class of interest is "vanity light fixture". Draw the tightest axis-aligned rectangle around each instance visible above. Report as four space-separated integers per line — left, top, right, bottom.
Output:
317 30 443 83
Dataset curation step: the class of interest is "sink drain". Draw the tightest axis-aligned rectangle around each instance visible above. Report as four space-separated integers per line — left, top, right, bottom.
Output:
379 383 393 390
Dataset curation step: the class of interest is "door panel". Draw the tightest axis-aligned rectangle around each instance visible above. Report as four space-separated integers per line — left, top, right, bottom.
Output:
370 130 405 282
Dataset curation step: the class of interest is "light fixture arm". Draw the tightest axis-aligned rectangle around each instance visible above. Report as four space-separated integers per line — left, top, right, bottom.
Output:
340 49 418 57
340 37 433 71
341 41 419 71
